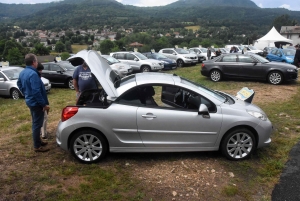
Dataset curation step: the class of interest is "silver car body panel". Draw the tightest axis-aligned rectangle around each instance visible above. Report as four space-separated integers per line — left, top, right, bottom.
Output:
0 66 51 97
57 52 272 156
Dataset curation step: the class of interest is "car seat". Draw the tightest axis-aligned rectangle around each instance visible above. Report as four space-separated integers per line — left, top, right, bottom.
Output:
139 86 157 106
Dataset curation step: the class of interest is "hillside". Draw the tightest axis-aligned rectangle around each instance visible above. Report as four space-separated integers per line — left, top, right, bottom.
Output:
0 0 299 36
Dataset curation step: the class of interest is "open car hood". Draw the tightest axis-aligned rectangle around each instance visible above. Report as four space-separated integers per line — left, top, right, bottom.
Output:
67 50 118 98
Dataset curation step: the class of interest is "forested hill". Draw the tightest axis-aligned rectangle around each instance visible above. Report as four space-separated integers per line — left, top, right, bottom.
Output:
0 0 299 35
167 0 258 8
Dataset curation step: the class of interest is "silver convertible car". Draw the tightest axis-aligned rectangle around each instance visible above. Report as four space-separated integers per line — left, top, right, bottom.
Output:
56 50 272 163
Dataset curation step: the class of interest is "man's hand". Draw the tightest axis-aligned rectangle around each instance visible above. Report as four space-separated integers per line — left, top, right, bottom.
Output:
43 105 50 112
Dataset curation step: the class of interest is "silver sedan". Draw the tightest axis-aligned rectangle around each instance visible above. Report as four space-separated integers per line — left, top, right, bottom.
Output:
56 50 272 163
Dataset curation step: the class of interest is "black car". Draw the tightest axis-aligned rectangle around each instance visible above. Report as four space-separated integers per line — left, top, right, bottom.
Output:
41 61 76 89
142 52 177 70
201 53 298 85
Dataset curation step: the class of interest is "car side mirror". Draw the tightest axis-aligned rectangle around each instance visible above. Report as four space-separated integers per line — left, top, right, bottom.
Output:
172 53 177 55
134 58 139 61
57 70 63 73
0 78 4 81
198 104 210 118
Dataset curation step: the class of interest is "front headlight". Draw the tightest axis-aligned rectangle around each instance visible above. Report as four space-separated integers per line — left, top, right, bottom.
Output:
286 58 293 61
184 56 191 59
287 69 294 72
152 63 158 65
247 110 267 121
163 61 169 64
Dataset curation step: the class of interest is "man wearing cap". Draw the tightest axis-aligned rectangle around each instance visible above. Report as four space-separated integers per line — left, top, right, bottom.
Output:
73 61 97 103
293 44 300 67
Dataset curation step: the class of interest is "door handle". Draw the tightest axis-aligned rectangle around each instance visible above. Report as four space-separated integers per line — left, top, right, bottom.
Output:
142 115 157 118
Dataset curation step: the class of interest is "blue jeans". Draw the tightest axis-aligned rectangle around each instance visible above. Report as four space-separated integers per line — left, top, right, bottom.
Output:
29 106 44 148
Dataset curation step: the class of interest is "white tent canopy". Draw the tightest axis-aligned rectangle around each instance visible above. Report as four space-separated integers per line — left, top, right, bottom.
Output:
254 26 293 50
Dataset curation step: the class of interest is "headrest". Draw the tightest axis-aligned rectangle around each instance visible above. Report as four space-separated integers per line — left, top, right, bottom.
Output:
144 86 155 97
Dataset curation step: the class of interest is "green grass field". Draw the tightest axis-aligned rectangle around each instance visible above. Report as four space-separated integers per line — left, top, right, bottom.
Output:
71 44 88 53
0 65 299 200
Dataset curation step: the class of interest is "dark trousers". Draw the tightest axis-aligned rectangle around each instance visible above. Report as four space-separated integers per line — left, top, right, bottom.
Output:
29 106 44 148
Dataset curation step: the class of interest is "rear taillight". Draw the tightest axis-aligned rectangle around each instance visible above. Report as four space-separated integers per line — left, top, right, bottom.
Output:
61 107 78 122
201 63 205 68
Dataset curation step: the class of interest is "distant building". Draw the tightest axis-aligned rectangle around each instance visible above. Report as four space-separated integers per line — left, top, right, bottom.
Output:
280 26 300 45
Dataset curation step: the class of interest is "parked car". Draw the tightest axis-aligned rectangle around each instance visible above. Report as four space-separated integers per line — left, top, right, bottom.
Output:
266 48 295 64
110 51 163 72
56 50 273 163
142 52 177 70
189 48 206 62
240 45 264 56
0 66 51 100
41 61 76 89
100 55 133 77
262 47 277 57
201 53 298 85
158 48 198 67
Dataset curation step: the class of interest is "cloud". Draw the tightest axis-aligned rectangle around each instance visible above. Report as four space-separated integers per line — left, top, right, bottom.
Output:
258 3 263 8
128 0 178 7
279 4 290 9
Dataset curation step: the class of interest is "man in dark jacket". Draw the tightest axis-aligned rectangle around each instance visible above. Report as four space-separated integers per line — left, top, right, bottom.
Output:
293 44 300 67
17 54 50 152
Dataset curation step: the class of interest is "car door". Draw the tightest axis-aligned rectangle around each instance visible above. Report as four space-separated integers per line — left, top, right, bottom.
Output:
125 53 140 71
40 63 51 81
237 55 265 79
136 84 223 148
219 54 240 77
0 72 8 96
49 63 65 84
269 49 279 62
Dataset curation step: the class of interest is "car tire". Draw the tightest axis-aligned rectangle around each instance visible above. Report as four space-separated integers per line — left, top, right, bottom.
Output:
177 59 184 67
141 65 151 72
67 78 74 89
70 129 108 164
268 71 283 85
209 69 222 82
10 88 21 100
221 128 256 161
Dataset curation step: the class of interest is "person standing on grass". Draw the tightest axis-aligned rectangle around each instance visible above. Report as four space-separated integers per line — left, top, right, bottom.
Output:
17 54 50 152
293 44 300 68
207 47 211 60
73 61 97 104
37 62 49 140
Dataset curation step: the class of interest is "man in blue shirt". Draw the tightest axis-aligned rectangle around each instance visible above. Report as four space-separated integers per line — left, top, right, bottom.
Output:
17 53 50 152
73 61 97 103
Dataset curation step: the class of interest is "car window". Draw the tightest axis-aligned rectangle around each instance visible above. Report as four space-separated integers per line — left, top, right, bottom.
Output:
43 64 50 70
238 55 254 63
2 68 23 80
115 53 125 60
221 55 237 62
0 72 6 80
163 50 172 54
50 64 61 71
126 54 136 60
271 49 277 54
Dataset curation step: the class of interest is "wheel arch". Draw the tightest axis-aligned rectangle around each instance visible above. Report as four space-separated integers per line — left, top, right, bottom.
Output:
67 127 109 151
140 64 151 71
219 125 259 150
266 70 285 81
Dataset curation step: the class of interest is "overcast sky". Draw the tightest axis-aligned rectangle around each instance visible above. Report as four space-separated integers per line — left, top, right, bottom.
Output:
0 0 299 11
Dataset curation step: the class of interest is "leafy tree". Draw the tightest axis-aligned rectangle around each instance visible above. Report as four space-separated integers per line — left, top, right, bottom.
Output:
60 52 70 61
272 14 297 32
34 43 50 55
7 47 23 65
65 41 72 53
189 39 200 48
55 41 65 52
100 40 115 54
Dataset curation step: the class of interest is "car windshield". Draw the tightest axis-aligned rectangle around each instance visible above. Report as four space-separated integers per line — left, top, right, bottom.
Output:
152 53 168 59
175 48 189 54
2 68 23 80
282 49 296 56
102 55 120 64
134 52 148 60
181 78 226 102
59 62 76 71
251 54 269 63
